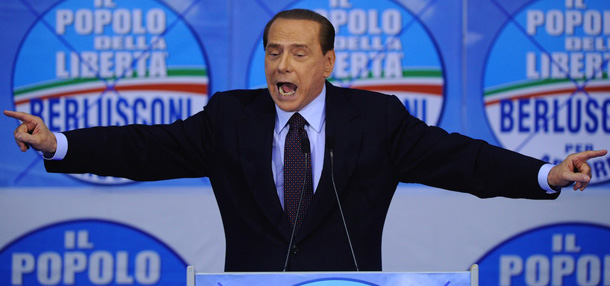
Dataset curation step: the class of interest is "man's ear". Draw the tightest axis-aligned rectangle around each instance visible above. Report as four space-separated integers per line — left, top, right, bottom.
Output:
323 50 336 78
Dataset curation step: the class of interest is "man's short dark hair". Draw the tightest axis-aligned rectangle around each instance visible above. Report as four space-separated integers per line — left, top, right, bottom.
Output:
263 9 335 54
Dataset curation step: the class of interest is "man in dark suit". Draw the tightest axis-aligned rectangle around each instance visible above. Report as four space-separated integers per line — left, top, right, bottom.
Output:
5 9 606 271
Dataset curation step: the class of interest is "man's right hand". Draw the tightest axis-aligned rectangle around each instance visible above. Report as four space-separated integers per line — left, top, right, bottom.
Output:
4 110 57 154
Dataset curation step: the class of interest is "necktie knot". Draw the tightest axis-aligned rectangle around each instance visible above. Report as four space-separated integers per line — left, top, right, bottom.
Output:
288 113 307 131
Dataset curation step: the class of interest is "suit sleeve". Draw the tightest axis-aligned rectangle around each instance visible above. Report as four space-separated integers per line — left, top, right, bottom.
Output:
385 95 559 199
44 95 220 181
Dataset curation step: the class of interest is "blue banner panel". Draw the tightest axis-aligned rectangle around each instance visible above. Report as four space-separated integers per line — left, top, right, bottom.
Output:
0 219 187 286
477 222 610 286
247 0 446 126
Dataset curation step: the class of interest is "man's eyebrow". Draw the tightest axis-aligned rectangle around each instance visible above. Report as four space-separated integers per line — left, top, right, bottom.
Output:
291 44 310 50
266 43 282 49
266 43 311 50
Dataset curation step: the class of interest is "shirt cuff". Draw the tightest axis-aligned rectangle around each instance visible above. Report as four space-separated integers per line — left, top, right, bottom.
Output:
538 163 557 194
43 132 68 160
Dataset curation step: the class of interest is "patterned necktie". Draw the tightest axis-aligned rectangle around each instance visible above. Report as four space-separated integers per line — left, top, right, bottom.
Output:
284 113 313 231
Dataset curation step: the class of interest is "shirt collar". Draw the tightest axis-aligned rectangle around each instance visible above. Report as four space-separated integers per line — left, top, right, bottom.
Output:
275 84 326 135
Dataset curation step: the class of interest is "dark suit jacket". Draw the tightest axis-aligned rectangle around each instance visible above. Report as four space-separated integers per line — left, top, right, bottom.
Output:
45 81 559 271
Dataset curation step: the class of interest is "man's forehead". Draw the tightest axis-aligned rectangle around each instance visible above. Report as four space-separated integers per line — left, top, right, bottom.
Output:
269 19 320 37
271 17 320 28
266 19 321 48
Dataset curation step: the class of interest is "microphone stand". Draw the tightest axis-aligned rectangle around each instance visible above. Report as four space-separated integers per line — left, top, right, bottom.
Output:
283 136 311 271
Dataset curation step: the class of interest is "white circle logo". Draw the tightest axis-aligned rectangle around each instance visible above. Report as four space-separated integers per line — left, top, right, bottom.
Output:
247 0 446 126
11 0 210 184
483 0 610 184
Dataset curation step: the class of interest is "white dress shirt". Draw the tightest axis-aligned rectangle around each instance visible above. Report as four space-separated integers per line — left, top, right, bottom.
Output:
272 85 326 209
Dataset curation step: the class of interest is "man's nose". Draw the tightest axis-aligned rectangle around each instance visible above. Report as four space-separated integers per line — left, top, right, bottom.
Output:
277 54 292 73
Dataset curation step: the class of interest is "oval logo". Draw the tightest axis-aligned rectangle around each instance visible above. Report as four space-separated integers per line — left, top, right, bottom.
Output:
0 219 187 285
476 222 610 286
482 0 610 184
296 278 377 286
247 0 445 126
11 0 210 185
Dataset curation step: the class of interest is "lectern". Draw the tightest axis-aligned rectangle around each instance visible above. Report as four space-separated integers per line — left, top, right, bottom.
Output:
186 264 479 286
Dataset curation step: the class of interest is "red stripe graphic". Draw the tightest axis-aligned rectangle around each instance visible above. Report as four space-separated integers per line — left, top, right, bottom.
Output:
485 85 610 106
353 84 443 95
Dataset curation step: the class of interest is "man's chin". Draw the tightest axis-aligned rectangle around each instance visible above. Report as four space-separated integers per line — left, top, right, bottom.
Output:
275 103 300 112
273 98 302 112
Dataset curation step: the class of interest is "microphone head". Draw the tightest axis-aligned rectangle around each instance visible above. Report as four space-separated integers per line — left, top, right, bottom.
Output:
301 137 311 154
326 136 335 151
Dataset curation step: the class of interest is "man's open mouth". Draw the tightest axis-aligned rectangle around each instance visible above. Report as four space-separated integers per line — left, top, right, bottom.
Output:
277 82 297 96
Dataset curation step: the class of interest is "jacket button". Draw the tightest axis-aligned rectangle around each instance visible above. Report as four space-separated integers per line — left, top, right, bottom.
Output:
291 245 298 254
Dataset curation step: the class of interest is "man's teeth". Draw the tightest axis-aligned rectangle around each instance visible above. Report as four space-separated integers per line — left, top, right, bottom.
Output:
279 85 296 96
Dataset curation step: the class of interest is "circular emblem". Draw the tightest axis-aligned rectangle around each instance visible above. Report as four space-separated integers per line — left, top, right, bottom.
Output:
482 0 610 184
247 0 445 126
476 222 610 285
296 278 377 285
11 0 210 184
0 219 187 285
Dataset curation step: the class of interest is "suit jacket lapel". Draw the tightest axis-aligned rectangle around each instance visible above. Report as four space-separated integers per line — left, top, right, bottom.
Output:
296 82 362 242
238 89 292 241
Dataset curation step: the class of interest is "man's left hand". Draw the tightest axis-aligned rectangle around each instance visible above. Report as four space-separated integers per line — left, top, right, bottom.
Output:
548 150 608 191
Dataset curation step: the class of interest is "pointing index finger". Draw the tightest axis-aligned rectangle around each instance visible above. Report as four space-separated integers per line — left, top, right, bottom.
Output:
576 150 608 161
4 110 37 123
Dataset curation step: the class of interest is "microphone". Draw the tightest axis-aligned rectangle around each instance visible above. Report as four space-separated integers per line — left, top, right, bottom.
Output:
327 136 359 271
283 135 311 271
